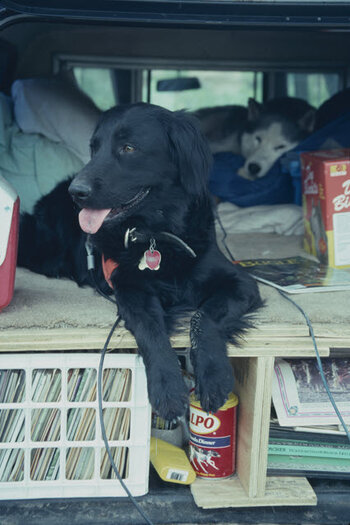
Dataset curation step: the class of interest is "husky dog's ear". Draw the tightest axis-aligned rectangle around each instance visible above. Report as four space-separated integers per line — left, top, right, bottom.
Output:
166 111 212 198
298 108 316 133
247 98 262 121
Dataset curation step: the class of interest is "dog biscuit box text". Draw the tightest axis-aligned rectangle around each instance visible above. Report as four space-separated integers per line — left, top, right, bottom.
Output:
301 149 350 268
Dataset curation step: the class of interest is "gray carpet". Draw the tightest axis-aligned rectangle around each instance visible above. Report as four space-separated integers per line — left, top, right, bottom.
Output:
1 233 349 330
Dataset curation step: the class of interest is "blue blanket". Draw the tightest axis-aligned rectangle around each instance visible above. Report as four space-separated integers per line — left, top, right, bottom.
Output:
209 111 350 207
209 153 294 207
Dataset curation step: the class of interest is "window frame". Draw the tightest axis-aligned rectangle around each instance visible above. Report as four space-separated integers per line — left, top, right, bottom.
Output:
54 53 349 107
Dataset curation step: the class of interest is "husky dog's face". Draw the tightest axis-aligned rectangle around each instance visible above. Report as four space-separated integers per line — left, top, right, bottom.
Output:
238 98 315 180
239 122 297 179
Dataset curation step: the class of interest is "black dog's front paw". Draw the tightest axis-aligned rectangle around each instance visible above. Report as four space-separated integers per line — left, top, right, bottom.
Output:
195 358 234 414
147 365 188 420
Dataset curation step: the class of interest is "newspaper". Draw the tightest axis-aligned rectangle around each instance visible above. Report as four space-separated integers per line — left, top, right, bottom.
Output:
272 358 350 426
237 256 350 293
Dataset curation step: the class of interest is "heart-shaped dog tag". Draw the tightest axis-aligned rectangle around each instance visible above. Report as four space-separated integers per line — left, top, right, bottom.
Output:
145 249 161 270
139 250 161 271
138 238 161 271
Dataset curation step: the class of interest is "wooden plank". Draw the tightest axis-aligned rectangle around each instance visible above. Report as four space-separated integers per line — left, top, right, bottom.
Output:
254 323 310 337
0 322 314 344
312 338 350 350
191 475 317 508
0 327 189 351
256 357 274 497
311 324 350 338
233 357 268 498
0 327 139 349
252 323 350 341
0 328 330 356
228 338 330 357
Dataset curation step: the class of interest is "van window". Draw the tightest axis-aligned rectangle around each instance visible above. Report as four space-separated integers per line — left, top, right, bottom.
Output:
73 67 116 110
143 70 263 111
286 72 340 108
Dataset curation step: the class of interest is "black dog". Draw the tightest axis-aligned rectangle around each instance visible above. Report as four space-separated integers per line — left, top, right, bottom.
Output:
18 103 263 420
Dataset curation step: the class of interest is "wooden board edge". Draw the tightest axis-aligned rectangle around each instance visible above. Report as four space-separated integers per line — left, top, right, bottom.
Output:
0 332 331 357
234 357 266 498
190 475 317 509
255 356 275 497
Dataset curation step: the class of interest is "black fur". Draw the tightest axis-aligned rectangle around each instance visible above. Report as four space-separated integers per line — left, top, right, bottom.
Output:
18 102 263 420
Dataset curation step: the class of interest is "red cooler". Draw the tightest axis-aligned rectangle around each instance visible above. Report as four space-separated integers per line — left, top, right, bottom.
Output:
0 176 20 311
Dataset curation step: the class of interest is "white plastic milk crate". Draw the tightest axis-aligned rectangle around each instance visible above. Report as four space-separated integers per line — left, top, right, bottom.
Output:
0 352 151 499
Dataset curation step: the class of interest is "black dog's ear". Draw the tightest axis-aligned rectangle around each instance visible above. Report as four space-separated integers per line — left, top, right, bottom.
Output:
165 111 212 198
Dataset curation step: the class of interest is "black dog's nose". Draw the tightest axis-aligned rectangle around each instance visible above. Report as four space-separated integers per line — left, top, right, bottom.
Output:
247 162 261 178
68 180 92 203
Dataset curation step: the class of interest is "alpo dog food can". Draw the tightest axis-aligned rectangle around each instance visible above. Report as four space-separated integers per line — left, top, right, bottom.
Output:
189 392 238 479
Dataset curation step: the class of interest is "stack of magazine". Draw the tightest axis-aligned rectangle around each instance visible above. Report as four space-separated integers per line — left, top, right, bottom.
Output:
0 367 131 482
270 357 350 478
237 256 350 293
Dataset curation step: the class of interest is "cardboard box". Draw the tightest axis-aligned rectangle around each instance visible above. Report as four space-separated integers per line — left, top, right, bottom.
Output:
301 149 350 268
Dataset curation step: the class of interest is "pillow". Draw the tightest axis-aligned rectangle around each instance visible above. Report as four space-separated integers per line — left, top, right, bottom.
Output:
11 72 102 163
216 202 303 236
0 92 84 214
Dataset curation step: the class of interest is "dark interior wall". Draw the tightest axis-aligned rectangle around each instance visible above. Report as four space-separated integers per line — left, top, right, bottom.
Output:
0 37 17 93
1 21 350 79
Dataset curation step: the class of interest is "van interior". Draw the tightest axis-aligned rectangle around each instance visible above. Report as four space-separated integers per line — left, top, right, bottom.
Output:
0 2 349 524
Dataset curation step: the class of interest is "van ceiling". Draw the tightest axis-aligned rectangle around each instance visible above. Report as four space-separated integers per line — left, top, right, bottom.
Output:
1 0 350 29
2 22 350 79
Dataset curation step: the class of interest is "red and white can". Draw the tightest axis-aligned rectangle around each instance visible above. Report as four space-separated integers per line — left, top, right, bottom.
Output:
189 392 238 479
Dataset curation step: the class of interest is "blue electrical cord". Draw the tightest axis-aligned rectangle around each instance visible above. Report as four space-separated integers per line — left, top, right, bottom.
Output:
216 210 350 443
277 290 350 442
87 243 155 525
97 315 155 525
95 215 350 525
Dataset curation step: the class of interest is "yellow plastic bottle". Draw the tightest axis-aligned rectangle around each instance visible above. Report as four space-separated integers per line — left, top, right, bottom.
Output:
150 436 196 485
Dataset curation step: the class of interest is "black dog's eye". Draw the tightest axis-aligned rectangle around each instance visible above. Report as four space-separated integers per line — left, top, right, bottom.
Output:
121 144 136 154
275 144 287 151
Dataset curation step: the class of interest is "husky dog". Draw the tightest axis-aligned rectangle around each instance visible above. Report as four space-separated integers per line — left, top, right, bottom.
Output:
196 97 316 180
194 105 248 155
239 97 316 179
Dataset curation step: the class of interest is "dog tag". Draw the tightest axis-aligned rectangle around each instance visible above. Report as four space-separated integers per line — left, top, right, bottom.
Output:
138 238 161 271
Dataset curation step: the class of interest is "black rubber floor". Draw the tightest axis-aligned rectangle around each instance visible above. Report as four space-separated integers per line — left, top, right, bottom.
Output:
0 470 349 525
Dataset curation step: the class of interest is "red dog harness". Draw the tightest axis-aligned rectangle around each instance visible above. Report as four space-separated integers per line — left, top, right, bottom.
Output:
102 255 118 289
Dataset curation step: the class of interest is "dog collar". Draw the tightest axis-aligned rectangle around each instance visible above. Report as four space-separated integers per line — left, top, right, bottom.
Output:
124 227 196 258
102 255 119 289
94 228 196 290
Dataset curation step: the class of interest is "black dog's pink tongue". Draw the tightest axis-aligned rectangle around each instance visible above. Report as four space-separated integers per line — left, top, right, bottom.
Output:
79 208 111 234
